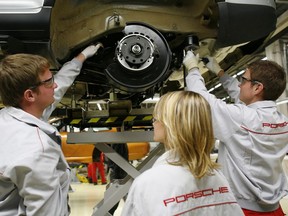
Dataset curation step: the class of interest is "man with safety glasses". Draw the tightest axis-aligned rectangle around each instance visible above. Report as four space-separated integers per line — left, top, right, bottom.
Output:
183 52 288 216
0 43 102 215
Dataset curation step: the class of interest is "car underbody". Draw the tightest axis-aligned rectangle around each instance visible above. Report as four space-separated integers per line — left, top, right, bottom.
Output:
0 0 288 128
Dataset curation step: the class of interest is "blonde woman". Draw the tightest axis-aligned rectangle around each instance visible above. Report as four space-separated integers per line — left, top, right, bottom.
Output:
121 91 244 216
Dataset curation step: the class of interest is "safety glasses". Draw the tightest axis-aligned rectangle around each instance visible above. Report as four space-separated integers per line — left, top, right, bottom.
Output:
151 117 157 123
239 76 262 85
29 75 54 89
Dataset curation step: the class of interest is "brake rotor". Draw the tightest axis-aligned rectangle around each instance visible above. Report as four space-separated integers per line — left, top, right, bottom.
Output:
105 22 171 92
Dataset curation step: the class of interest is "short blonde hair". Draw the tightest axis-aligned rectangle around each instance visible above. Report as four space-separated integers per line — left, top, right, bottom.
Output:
0 54 50 107
153 91 219 178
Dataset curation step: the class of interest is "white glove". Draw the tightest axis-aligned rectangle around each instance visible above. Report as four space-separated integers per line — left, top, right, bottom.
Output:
81 43 103 59
183 51 199 71
205 56 222 75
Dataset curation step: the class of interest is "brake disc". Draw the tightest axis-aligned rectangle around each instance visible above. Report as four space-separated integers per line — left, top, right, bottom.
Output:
105 22 171 92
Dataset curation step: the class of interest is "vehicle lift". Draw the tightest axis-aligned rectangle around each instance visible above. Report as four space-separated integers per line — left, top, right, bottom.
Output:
66 101 165 216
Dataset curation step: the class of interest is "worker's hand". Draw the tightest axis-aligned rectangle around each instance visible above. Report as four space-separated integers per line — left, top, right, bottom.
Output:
205 56 222 75
81 43 103 59
183 51 199 71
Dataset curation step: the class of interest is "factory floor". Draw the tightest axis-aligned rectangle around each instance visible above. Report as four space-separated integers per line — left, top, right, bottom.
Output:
69 182 124 216
68 182 288 216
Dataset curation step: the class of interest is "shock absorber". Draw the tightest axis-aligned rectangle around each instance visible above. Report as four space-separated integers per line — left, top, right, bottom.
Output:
183 35 199 88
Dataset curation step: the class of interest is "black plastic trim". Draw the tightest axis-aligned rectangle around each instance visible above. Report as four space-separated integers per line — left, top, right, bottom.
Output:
216 2 277 48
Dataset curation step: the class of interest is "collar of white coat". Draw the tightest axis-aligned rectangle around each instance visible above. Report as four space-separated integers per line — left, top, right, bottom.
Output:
5 106 59 136
153 150 179 167
247 100 276 109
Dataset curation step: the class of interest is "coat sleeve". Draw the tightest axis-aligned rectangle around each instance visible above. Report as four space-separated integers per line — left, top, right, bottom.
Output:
42 58 83 121
185 69 244 142
219 73 242 104
7 140 70 216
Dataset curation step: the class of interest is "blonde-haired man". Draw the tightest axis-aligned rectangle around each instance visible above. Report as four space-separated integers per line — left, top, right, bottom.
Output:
0 44 102 215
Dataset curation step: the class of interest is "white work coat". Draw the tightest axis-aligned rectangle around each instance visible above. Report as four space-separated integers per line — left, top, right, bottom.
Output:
42 58 83 121
186 69 288 212
121 150 244 216
0 58 82 215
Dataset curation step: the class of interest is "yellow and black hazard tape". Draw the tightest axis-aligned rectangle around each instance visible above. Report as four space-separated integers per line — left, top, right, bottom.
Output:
69 115 153 126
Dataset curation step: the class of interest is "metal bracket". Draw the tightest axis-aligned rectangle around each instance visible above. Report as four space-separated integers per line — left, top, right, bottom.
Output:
67 131 154 144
